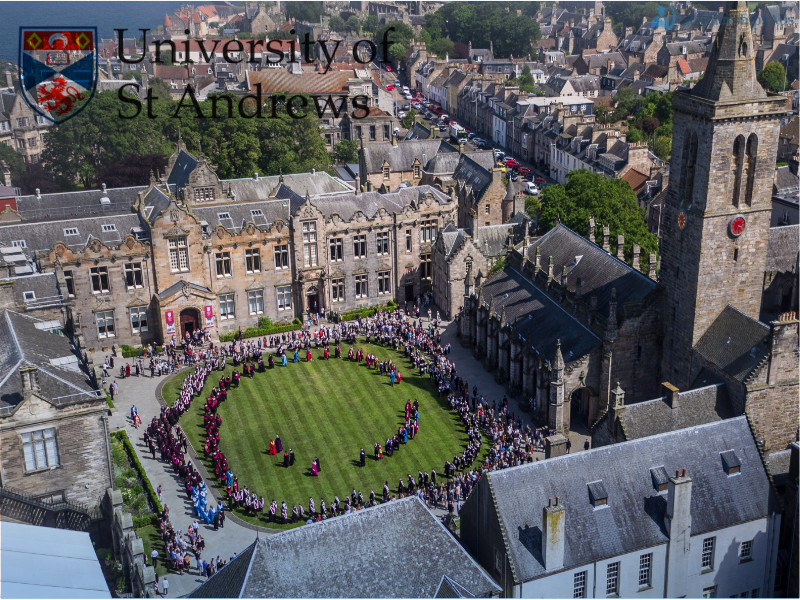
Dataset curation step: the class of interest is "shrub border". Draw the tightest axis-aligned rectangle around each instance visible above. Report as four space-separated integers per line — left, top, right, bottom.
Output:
111 430 163 515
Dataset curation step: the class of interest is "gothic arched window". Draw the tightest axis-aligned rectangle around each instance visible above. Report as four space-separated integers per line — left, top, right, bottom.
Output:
744 134 758 207
680 131 698 208
731 135 745 207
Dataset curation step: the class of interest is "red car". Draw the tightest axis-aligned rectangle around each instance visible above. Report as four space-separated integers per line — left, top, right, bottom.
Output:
517 167 531 177
504 158 519 168
386 85 395 91
534 176 546 186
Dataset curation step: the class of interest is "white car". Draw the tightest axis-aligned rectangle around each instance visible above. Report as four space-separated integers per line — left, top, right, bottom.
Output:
525 182 540 195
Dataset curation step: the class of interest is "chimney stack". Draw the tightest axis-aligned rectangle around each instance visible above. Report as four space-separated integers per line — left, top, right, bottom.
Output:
547 255 554 282
1 160 11 187
587 216 595 243
5 69 12 89
632 243 640 271
20 365 40 394
665 468 693 597
648 253 657 279
542 495 566 571
616 234 625 260
601 225 610 252
662 381 679 409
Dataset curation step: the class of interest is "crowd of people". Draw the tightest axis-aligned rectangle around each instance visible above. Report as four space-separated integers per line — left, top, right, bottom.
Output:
148 299 555 538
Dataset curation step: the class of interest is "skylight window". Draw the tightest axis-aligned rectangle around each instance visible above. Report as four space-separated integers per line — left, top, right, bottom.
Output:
64 228 79 236
101 224 117 232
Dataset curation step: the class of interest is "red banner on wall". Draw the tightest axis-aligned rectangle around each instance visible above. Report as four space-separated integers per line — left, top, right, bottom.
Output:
204 305 214 329
165 310 175 335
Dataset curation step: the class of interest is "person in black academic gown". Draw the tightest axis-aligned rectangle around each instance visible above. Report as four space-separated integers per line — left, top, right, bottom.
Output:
289 448 295 465
360 448 366 467
283 451 290 467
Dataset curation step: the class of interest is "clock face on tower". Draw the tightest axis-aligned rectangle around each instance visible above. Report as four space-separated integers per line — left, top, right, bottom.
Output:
729 215 746 237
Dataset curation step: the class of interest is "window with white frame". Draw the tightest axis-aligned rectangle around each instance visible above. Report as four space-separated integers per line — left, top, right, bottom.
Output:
22 428 59 471
23 291 35 302
219 293 234 319
739 540 752 561
247 290 264 314
168 236 189 272
353 234 367 258
606 562 619 596
215 251 232 277
702 537 715 570
638 553 652 587
421 219 438 242
245 249 261 273
383 165 390 180
330 237 343 261
11 239 26 248
124 262 143 289
376 231 390 255
96 310 115 338
332 278 345 302
302 221 318 267
378 271 391 295
355 274 368 298
702 586 717 598
274 243 289 269
64 227 79 236
101 223 117 232
193 186 215 202
90 266 110 293
573 571 587 598
130 306 148 333
406 229 412 252
276 285 292 311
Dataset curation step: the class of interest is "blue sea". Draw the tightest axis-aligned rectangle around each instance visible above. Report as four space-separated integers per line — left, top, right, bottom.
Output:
0 1 185 61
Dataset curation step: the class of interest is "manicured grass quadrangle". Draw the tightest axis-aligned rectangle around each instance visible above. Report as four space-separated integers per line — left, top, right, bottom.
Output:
163 343 481 528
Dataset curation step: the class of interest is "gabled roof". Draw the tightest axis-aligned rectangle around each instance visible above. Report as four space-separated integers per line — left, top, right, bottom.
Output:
15 186 145 221
694 305 771 383
617 383 735 441
167 149 198 190
774 165 799 196
361 139 455 173
189 497 500 598
621 168 649 194
157 280 213 301
475 416 773 583
0 309 99 411
308 185 450 222
526 224 656 317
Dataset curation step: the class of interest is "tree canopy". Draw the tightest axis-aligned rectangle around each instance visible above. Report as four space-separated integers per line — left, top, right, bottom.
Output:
538 170 659 269
605 2 662 28
331 139 358 165
286 1 323 24
376 21 414 62
605 89 674 161
758 61 786 93
41 91 331 189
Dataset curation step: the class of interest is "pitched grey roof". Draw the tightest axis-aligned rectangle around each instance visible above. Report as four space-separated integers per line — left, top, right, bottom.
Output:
766 225 799 272
0 214 143 260
361 140 456 173
193 198 292 232
475 416 773 583
406 122 432 140
774 165 799 197
472 224 514 258
187 541 257 599
15 186 144 221
189 497 500 598
0 309 98 411
441 229 467 259
307 185 451 222
225 171 352 200
694 305 770 383
167 149 198 190
478 266 601 362
9 272 62 307
617 383 735 441
526 224 656 318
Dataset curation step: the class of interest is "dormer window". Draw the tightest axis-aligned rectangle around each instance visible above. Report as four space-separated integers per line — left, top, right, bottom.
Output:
650 466 670 493
101 224 117 232
720 450 741 475
63 227 79 236
383 165 390 180
588 480 608 507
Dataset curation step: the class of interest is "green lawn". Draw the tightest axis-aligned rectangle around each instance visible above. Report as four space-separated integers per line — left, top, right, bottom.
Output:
163 342 481 529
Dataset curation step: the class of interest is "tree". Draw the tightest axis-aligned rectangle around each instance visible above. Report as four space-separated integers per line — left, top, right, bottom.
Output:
401 108 416 129
331 139 358 164
525 194 541 219
148 77 173 101
362 14 377 34
376 21 414 61
389 42 407 63
285 1 323 24
0 144 26 187
595 105 610 124
653 136 672 161
626 127 644 143
329 15 346 33
758 61 786 93
429 36 454 58
605 2 662 28
538 170 658 268
346 15 361 34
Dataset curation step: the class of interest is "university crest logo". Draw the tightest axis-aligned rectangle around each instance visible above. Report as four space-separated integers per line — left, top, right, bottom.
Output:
19 27 97 123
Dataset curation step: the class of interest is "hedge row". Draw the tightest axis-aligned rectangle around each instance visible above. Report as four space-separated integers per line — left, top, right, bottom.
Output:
112 430 163 514
340 300 398 322
120 344 163 358
105 390 114 410
219 322 302 342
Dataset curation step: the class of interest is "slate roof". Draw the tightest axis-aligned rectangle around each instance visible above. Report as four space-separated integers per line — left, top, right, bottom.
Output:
766 225 799 272
0 214 143 260
694 305 771 383
167 149 198 190
774 165 799 196
189 497 500 598
452 155 495 202
361 140 456 173
441 228 467 259
307 185 451 222
478 266 601 362
478 416 773 583
0 309 98 411
187 541 257 599
14 186 144 221
193 198 292 232
406 122 431 140
617 383 736 441
9 272 62 307
526 224 656 318
472 224 515 258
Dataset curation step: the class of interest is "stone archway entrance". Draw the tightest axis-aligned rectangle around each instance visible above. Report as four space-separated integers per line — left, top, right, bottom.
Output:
570 387 593 432
180 308 201 338
306 286 320 314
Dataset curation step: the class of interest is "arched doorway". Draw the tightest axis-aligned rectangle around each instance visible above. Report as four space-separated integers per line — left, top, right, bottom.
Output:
306 285 320 314
180 308 201 338
570 387 594 433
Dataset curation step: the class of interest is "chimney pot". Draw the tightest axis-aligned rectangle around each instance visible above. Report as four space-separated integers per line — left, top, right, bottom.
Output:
548 497 552 506
682 468 686 477
555 496 560 506
676 469 680 477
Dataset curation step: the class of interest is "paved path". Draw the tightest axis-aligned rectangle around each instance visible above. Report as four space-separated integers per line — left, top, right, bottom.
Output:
93 312 590 596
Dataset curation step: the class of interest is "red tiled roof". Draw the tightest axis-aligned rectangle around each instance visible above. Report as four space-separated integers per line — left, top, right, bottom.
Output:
622 168 648 194
153 64 191 80
164 14 172 27
193 13 202 24
249 70 351 94
197 5 217 18
677 58 690 75
279 20 296 32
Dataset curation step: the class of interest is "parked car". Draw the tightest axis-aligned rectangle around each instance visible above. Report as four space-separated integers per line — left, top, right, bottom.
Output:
386 85 395 91
534 176 546 186
525 171 535 181
525 182 540 195
494 149 505 159
401 103 410 110
467 132 476 140
398 111 407 118
509 171 519 181
438 124 447 131
518 167 531 177
504 158 519 168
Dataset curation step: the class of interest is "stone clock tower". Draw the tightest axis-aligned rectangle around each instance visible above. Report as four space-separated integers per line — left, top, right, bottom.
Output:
660 1 786 387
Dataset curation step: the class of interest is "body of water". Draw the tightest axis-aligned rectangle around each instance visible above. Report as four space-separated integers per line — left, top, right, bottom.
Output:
0 1 186 62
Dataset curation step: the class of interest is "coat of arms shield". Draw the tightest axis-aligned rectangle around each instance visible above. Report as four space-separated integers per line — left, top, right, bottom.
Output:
19 27 97 123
